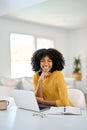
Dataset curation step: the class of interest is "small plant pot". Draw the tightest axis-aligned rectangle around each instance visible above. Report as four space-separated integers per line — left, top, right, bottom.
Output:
71 73 82 81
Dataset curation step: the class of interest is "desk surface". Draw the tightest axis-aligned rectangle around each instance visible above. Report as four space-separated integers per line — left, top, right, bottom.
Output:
0 97 87 130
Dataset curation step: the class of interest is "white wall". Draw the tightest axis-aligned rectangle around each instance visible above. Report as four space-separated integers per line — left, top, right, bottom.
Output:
0 17 68 77
67 28 87 79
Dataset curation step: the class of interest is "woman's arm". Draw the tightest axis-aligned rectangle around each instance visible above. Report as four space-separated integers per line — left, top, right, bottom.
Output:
36 97 57 106
35 79 43 97
35 72 50 97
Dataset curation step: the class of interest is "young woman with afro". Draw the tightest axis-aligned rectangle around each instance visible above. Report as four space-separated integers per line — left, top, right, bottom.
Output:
31 48 73 107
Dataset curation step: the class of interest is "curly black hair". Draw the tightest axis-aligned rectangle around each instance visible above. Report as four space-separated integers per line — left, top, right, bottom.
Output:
31 48 65 75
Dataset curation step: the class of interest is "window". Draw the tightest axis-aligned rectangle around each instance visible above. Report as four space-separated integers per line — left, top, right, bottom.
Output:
37 38 54 49
10 33 54 78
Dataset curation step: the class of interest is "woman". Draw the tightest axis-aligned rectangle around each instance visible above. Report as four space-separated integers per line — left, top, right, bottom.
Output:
31 48 73 107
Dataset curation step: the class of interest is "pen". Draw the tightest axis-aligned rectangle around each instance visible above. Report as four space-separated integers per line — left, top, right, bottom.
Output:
64 107 66 112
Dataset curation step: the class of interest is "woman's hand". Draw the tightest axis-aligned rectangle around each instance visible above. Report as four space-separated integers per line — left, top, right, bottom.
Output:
39 72 51 81
36 97 44 104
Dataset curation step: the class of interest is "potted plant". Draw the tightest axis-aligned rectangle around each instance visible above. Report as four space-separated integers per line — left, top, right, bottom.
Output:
71 56 82 81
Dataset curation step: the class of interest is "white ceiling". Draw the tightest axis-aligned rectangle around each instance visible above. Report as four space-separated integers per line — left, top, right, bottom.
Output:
1 0 87 29
0 0 46 15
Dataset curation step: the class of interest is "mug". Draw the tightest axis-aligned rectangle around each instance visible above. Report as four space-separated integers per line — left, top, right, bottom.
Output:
0 100 9 110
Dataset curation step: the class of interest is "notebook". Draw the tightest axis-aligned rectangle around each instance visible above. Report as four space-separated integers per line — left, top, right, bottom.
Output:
48 106 81 115
12 88 50 112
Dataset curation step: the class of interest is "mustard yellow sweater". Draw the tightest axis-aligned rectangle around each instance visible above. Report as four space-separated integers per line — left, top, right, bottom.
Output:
33 70 73 107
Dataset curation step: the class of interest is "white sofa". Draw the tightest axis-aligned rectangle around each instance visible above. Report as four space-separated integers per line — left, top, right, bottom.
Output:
64 77 76 89
0 76 33 97
0 76 76 97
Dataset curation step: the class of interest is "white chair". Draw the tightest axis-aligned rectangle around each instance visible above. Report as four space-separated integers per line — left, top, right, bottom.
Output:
68 89 86 109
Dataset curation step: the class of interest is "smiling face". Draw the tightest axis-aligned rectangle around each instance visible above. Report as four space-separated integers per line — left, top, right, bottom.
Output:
40 56 53 73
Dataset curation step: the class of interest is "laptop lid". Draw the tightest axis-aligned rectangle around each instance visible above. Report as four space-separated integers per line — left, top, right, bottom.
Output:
12 89 40 112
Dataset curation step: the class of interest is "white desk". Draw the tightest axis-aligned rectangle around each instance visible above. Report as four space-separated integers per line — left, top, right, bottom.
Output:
0 97 87 130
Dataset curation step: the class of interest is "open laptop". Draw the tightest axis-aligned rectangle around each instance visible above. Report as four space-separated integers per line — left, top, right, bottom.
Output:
12 88 50 112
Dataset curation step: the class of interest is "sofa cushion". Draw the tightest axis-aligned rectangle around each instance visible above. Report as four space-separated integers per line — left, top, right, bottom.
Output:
22 78 33 91
64 77 76 88
0 77 23 89
0 85 13 97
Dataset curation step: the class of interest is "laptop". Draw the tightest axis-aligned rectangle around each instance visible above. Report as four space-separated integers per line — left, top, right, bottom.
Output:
12 88 50 112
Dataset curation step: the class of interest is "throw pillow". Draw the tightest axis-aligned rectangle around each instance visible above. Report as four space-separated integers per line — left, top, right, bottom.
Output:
22 78 33 91
0 76 23 89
